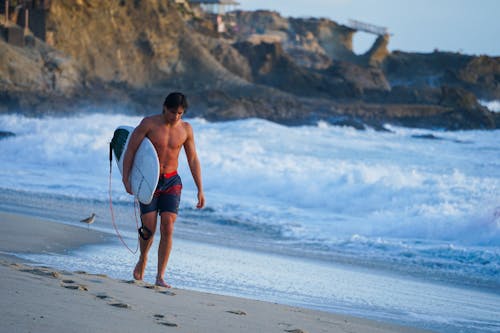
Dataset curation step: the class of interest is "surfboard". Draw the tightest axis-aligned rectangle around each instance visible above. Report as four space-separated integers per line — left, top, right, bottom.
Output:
111 126 160 205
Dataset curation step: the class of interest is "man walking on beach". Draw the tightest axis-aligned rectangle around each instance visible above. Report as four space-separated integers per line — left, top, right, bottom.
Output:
122 92 205 288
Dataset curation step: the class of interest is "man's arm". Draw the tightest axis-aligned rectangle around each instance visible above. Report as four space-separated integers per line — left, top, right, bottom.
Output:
183 123 205 209
122 119 150 194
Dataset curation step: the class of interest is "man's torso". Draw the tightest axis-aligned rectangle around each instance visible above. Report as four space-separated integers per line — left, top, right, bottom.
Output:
144 115 188 174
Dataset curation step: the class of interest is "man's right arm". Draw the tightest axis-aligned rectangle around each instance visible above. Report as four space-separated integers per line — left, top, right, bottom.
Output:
122 119 149 194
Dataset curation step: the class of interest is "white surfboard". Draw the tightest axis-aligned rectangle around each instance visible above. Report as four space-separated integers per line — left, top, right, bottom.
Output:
111 126 160 204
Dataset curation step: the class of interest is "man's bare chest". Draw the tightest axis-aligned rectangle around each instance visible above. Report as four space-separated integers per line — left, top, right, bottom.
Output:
149 127 186 151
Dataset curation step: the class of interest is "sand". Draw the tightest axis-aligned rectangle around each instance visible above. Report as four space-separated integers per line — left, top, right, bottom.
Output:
0 211 432 333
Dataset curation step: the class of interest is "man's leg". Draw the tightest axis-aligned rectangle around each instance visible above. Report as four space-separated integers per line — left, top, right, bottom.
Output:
133 211 157 280
155 211 177 287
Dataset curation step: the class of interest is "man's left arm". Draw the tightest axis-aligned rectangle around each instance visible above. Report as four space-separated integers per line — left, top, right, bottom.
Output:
183 123 205 209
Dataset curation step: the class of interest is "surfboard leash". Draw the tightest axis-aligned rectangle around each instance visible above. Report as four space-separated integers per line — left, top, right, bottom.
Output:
108 142 139 255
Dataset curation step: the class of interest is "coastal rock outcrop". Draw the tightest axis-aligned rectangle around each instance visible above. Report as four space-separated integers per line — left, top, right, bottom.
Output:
382 51 500 100
0 1 498 130
0 130 15 139
0 35 83 113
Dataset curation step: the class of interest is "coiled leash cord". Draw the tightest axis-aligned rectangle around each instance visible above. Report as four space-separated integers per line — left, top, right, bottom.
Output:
108 142 139 254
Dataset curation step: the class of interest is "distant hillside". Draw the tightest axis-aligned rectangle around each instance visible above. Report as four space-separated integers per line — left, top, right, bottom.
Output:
0 0 498 129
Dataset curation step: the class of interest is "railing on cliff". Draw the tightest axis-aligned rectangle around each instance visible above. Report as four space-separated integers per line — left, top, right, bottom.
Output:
189 0 239 15
346 19 389 36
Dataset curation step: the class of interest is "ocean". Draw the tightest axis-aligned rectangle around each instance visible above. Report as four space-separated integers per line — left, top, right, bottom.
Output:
0 113 499 332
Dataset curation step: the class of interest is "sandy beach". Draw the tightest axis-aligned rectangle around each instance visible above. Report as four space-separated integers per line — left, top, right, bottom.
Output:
0 211 433 333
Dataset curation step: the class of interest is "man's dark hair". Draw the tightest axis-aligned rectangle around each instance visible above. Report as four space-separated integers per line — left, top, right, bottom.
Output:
163 92 188 112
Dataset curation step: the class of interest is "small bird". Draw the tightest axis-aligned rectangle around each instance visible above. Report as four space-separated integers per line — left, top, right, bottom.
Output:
80 213 96 230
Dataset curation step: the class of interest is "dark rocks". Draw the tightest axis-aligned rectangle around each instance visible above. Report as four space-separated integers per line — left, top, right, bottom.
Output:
0 131 15 139
382 51 500 100
0 2 498 130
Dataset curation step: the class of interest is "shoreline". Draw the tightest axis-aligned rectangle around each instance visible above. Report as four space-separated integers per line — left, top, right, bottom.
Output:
2 186 497 297
0 211 432 333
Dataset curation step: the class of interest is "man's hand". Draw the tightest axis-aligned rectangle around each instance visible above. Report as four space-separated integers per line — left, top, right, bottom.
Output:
196 191 205 209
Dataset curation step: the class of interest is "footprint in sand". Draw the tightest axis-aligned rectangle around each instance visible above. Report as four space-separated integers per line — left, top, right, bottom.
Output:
21 267 60 279
143 284 159 290
158 321 178 327
61 284 88 291
109 302 131 309
226 310 247 316
123 279 137 284
153 314 178 327
95 293 110 300
94 293 129 309
278 322 293 328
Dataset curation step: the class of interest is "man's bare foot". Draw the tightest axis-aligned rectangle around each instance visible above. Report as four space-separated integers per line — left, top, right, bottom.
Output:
155 276 171 288
133 260 146 280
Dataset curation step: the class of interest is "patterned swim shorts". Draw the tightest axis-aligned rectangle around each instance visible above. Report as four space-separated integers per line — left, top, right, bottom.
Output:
139 171 182 215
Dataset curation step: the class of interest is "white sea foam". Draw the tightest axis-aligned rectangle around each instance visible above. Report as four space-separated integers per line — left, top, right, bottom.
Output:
1 114 499 247
1 114 500 282
2 113 500 332
479 99 500 113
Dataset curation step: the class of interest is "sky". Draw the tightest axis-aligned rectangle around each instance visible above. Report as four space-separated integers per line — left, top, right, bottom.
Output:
237 0 500 56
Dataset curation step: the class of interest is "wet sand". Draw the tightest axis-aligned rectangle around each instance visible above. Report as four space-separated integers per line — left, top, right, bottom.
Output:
0 211 432 333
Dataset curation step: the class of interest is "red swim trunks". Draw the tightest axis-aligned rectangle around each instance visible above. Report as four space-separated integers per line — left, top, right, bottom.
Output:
139 171 182 215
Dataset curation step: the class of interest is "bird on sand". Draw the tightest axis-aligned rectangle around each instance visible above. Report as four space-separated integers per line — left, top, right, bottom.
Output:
80 213 96 230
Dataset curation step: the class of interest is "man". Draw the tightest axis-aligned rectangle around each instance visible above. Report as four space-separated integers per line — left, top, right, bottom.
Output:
122 92 205 288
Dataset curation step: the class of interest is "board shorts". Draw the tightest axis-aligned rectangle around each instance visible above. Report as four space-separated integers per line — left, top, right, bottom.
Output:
139 171 182 215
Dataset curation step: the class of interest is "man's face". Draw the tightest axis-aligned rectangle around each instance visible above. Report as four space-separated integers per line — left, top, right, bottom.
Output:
164 106 184 123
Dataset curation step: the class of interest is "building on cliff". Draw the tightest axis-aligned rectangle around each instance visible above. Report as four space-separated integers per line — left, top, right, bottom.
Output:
0 0 50 46
189 0 240 34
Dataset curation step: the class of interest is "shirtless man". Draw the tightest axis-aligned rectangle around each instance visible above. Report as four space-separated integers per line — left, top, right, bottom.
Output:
122 92 205 288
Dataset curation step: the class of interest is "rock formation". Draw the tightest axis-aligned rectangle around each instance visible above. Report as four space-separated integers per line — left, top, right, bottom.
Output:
0 0 498 129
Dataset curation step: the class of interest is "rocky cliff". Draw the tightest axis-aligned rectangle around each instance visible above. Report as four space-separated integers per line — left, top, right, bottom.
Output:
0 0 499 129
